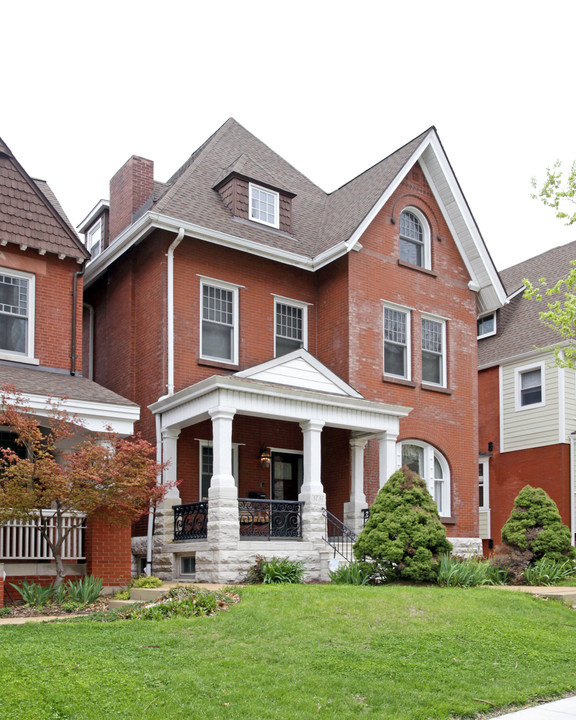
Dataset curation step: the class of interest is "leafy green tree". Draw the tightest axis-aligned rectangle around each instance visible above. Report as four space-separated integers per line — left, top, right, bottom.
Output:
353 466 452 583
524 160 576 367
501 485 575 563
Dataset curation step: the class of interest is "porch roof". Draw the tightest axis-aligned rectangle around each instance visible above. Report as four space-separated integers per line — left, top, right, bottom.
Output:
149 373 411 436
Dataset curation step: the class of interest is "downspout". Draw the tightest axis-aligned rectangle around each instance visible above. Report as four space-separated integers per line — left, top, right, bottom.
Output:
166 228 185 395
70 262 86 376
146 228 184 575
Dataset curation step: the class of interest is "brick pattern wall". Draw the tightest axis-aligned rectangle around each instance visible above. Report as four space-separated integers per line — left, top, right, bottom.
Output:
109 156 154 242
85 514 132 585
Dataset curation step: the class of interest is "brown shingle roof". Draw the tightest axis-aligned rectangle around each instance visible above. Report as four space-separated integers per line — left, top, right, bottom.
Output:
0 137 88 261
0 363 138 407
478 240 576 367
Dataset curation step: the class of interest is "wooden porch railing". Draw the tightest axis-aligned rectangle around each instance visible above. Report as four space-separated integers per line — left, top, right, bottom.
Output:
0 512 86 561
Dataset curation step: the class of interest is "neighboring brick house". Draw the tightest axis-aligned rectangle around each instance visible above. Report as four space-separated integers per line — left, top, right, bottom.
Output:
81 118 506 582
0 137 139 605
478 240 576 553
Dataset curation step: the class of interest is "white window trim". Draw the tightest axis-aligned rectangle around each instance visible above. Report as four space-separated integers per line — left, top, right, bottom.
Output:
273 296 308 357
199 278 239 365
396 440 451 517
249 182 280 229
477 312 497 339
399 206 431 270
421 313 447 388
86 218 102 258
479 457 490 511
382 301 411 380
198 439 239 500
514 361 545 411
0 267 38 365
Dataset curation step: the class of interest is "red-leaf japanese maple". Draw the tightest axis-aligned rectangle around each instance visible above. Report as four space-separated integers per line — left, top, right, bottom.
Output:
0 385 168 584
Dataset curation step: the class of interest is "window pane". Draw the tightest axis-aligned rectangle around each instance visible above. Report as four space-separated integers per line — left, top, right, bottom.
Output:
384 307 407 377
402 444 423 475
276 336 302 357
477 314 494 336
521 369 541 405
422 319 443 384
400 238 422 266
384 343 406 376
422 351 441 384
400 211 423 242
202 321 232 360
434 480 443 513
202 285 234 360
201 446 213 499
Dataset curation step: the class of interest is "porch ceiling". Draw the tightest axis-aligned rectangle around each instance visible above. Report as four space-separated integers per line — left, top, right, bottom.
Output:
149 374 411 435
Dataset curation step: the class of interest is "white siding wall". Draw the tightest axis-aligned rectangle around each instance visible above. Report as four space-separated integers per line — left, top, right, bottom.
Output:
501 354 560 452
564 368 576 439
479 510 490 540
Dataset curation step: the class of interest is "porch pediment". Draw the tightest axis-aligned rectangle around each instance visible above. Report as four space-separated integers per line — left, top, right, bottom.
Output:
234 349 362 398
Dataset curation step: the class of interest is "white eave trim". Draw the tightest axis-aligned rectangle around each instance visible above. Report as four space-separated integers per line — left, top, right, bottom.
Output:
77 199 110 234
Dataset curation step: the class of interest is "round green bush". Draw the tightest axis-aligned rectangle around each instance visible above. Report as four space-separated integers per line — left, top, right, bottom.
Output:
501 485 575 562
353 466 452 582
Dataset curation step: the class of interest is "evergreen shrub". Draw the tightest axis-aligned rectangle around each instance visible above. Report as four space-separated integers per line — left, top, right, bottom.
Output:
353 466 452 582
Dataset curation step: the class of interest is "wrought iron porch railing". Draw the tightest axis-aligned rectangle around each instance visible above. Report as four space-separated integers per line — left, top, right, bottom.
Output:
173 502 208 541
362 507 370 526
322 508 358 563
0 512 86 561
238 499 303 540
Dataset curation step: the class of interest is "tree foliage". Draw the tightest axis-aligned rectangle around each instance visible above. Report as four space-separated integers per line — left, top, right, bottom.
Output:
524 160 576 367
501 485 575 564
353 466 452 583
0 385 169 584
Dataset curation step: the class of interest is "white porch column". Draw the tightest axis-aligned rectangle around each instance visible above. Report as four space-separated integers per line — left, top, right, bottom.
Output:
151 427 181 580
378 432 398 489
298 419 326 544
162 428 182 501
343 437 368 534
206 406 239 558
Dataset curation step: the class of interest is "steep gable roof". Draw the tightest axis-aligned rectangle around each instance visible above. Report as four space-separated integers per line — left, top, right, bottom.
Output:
0 137 88 261
478 240 576 367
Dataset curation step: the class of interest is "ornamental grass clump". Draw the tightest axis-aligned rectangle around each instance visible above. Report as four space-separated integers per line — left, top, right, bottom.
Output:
353 466 452 583
329 560 372 585
437 553 508 587
523 557 576 586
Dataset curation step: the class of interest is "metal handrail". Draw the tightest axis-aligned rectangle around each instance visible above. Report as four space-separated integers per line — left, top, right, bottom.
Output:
174 502 208 540
322 508 358 562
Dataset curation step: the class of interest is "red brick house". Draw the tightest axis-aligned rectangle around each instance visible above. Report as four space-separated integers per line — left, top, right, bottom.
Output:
81 119 506 582
478 241 576 553
0 136 139 605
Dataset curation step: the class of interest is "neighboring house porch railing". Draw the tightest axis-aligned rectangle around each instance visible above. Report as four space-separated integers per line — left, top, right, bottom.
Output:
238 498 303 540
362 508 370 526
173 502 209 540
0 511 86 561
322 508 358 563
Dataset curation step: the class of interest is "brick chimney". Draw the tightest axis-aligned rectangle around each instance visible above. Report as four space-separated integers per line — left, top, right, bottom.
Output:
109 156 154 241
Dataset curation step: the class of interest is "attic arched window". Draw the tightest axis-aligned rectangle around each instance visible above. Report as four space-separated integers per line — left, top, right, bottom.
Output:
399 208 430 269
397 440 450 517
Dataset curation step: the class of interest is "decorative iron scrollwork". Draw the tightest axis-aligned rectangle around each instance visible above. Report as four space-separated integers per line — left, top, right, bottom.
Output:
173 502 208 540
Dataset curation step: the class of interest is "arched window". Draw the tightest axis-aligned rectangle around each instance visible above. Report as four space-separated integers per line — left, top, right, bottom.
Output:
397 440 450 516
399 208 430 269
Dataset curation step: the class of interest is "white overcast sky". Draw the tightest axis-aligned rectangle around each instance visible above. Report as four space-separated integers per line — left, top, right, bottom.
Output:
3 0 575 272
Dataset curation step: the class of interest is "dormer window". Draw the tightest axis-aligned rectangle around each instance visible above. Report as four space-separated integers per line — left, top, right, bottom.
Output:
249 183 279 228
477 312 496 338
87 218 102 258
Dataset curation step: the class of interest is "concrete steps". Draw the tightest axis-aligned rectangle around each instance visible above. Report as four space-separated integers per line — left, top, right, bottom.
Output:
108 582 226 610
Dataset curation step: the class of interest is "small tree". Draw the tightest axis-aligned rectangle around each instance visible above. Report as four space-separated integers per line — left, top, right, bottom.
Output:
0 385 169 584
353 466 452 583
501 485 575 565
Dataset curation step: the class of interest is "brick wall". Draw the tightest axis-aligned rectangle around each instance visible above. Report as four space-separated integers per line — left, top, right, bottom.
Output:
109 156 154 242
84 514 132 586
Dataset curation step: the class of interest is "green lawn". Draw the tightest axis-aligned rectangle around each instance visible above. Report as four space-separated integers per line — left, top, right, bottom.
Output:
1 585 575 720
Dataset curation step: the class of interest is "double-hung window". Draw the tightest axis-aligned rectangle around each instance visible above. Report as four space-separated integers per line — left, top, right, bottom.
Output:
383 304 411 379
86 218 102 258
421 315 446 386
249 183 279 228
200 279 239 364
199 441 238 500
515 362 544 410
0 268 35 362
399 208 430 269
274 298 308 357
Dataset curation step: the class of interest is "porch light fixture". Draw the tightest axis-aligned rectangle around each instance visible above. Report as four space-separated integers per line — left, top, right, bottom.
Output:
260 448 271 469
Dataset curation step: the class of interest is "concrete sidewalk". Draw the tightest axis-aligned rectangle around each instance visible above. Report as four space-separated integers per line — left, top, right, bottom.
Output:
495 696 576 718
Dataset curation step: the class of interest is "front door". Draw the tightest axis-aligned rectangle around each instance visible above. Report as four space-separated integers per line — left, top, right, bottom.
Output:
271 452 303 501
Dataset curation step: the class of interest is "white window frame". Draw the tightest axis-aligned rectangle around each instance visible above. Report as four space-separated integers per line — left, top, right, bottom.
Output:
477 312 496 339
399 207 431 270
249 183 279 229
397 440 450 517
199 278 239 364
382 301 411 380
273 296 309 357
198 440 239 500
0 267 37 365
515 361 545 411
421 313 447 388
86 218 102 258
478 458 490 511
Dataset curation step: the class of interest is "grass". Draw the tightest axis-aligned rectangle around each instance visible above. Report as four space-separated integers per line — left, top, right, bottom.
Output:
1 585 576 719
